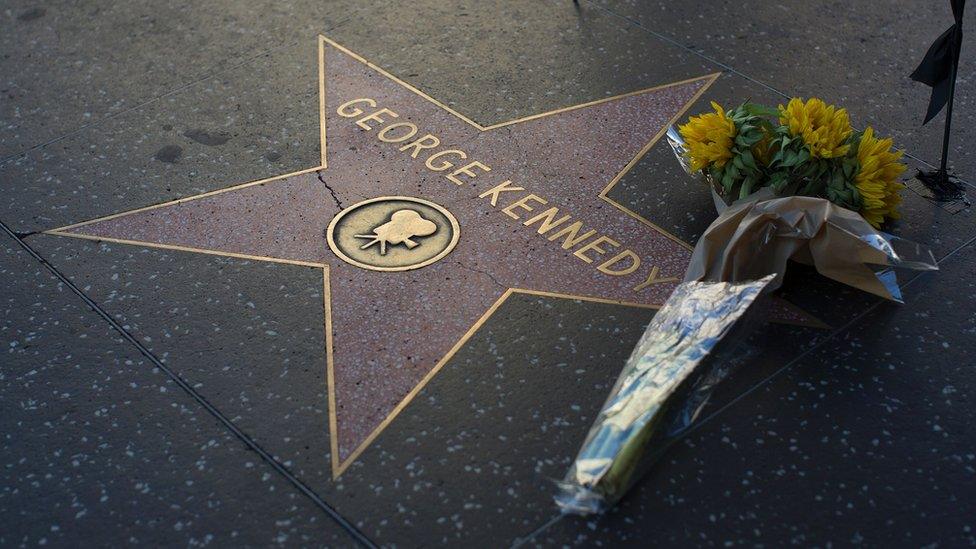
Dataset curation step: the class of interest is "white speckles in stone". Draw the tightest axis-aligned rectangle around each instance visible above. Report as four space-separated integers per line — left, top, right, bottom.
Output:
1 241 354 545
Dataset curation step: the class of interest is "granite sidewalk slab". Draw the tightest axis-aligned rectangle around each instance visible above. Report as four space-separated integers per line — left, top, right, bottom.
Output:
0 234 360 546
1 0 973 546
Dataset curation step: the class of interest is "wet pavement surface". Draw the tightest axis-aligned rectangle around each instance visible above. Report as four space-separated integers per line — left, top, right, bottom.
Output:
2 1 974 546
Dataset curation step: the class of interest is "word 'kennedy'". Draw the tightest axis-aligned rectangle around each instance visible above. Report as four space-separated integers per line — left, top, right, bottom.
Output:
336 98 678 291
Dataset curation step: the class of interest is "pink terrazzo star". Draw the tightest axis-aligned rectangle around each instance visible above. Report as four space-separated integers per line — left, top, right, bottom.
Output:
50 37 810 476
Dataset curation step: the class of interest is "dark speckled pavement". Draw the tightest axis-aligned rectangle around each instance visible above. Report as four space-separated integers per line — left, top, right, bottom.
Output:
1 1 974 546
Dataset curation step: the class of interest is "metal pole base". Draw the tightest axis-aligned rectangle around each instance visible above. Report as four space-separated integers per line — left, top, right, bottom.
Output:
916 169 968 202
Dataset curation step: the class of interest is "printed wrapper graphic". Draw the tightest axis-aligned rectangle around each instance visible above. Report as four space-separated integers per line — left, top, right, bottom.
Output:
555 276 774 515
556 128 939 515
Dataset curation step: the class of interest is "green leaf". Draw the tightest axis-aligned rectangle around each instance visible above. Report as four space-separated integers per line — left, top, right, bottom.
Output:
743 104 781 118
721 171 734 192
739 177 756 199
740 149 758 171
727 164 740 180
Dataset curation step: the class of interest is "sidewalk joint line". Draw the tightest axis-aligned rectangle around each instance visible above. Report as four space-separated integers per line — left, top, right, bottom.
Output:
517 233 976 546
583 0 973 186
673 230 976 443
0 220 377 549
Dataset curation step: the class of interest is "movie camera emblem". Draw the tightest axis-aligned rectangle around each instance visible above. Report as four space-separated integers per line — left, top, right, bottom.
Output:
327 196 460 271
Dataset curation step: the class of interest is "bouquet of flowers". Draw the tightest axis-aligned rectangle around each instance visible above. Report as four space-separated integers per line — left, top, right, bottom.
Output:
678 98 906 228
556 98 937 516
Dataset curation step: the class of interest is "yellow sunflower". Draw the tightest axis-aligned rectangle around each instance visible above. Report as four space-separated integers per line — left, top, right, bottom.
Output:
679 101 735 172
753 129 774 167
779 98 853 159
854 127 906 228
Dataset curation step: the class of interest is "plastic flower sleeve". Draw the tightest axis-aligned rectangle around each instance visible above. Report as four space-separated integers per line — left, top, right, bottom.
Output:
670 124 938 301
667 125 733 214
666 125 695 176
683 187 939 302
556 127 938 516
555 275 775 515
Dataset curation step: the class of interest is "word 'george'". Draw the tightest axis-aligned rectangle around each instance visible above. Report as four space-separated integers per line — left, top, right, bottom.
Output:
336 97 678 291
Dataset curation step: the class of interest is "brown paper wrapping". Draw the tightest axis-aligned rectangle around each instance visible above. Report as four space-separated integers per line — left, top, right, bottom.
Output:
684 192 938 301
556 187 939 516
556 127 941 517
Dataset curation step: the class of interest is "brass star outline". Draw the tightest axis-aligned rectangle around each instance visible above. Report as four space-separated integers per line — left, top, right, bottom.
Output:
44 35 783 478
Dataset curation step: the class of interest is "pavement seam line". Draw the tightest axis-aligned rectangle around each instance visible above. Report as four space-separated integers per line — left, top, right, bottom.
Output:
518 232 976 545
511 513 564 548
0 221 378 549
689 230 976 431
581 0 976 185
580 0 787 95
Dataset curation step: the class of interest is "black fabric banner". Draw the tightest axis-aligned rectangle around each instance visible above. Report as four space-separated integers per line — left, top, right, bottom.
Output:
911 0 966 124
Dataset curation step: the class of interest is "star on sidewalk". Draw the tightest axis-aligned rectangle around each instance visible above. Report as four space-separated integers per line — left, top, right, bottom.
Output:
48 36 812 477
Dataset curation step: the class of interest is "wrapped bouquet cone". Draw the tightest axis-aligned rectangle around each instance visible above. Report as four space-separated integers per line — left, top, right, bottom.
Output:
557 118 938 515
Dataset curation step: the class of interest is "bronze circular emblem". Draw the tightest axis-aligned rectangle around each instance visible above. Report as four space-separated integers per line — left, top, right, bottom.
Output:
327 196 460 272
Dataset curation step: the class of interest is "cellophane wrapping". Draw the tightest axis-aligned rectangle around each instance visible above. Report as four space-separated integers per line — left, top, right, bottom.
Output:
556 126 939 516
555 275 774 515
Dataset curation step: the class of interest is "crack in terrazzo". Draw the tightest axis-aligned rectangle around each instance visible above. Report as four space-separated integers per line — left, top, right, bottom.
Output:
316 169 343 209
455 260 506 290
